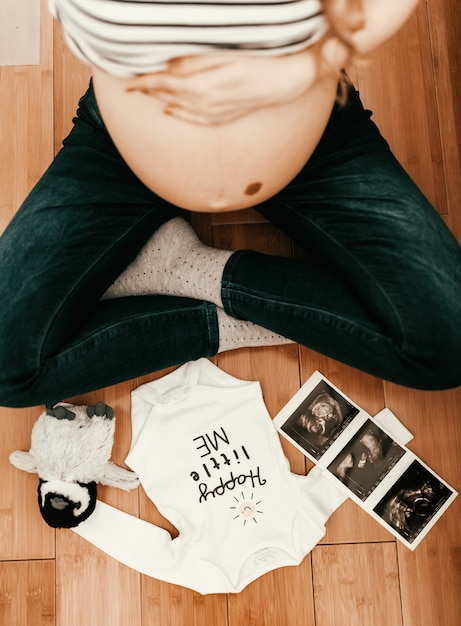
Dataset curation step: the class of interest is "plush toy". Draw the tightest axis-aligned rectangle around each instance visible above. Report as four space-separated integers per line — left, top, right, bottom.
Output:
9 401 139 528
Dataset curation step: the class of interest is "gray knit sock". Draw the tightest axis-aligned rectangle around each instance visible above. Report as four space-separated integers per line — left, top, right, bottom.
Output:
102 217 231 307
217 308 293 352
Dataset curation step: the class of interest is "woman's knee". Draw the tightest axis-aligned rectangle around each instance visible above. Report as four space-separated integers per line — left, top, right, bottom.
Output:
396 316 461 390
0 293 46 407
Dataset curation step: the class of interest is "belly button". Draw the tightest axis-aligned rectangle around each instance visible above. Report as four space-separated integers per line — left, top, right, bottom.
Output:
244 181 263 196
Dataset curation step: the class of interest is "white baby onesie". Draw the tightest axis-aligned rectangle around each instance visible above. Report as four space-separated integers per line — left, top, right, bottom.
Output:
74 358 348 593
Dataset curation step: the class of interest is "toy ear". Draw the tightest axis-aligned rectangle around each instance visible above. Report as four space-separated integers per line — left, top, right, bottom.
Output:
9 450 38 473
86 402 114 419
46 405 76 420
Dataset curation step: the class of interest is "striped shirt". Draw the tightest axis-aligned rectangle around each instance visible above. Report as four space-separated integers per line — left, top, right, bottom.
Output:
49 0 327 76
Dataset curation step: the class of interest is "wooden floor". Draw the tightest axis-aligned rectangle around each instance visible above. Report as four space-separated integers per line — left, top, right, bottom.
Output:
1 1 460 624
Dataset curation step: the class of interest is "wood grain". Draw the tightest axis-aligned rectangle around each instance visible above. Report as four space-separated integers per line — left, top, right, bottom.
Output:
0 0 53 232
0 561 54 626
228 562 316 625
55 531 142 626
312 543 403 626
142 580 227 626
426 0 461 238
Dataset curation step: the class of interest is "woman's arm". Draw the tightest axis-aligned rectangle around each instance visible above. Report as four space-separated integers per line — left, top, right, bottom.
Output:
338 0 422 54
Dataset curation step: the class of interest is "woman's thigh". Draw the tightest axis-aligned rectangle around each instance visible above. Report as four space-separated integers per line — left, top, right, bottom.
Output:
0 82 194 403
265 87 461 333
226 87 461 388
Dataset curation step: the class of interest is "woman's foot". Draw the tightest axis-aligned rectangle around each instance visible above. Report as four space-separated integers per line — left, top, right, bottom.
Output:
102 217 231 306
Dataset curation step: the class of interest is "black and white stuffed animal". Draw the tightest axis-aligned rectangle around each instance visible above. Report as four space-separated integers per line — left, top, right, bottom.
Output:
9 401 139 528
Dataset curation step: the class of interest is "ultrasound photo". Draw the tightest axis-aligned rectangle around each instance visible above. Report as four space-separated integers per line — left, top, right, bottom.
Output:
279 379 359 460
327 420 406 501
373 460 454 544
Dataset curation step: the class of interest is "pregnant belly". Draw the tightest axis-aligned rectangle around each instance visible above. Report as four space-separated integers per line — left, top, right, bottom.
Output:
93 68 338 212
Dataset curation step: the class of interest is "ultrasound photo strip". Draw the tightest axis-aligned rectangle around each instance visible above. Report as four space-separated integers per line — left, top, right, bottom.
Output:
274 371 458 549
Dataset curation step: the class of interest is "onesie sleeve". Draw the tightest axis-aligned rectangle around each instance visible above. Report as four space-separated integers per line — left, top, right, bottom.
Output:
72 500 228 593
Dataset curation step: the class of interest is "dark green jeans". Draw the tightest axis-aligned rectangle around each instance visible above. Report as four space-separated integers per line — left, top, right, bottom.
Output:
1 81 460 407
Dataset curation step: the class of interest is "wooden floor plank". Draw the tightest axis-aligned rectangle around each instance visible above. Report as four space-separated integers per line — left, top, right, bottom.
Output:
0 560 55 626
383 384 461 626
211 208 268 226
228 563 316 626
55 382 143 626
312 542 403 626
142 579 228 626
56 531 142 626
0 407 55 561
355 2 446 214
0 0 53 232
426 0 461 239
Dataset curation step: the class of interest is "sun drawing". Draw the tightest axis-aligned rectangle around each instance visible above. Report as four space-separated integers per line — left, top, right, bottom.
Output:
230 492 264 526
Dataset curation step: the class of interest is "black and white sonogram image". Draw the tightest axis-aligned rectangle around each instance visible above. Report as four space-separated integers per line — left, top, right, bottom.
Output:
373 460 454 544
279 379 359 460
327 420 406 500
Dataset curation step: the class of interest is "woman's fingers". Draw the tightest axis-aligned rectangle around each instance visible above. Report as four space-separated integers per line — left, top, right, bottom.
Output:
126 72 177 94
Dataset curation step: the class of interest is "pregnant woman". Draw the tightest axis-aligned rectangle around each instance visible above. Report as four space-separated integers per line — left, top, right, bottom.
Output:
0 0 460 408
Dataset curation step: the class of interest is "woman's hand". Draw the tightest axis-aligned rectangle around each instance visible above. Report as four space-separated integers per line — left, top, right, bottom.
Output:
338 0 421 55
126 52 322 125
